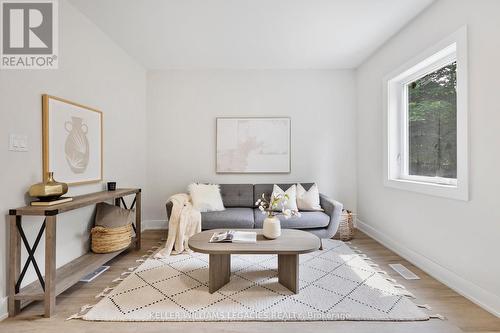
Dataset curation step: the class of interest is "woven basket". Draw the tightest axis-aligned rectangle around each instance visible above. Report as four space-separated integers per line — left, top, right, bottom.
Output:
333 209 355 241
91 224 133 254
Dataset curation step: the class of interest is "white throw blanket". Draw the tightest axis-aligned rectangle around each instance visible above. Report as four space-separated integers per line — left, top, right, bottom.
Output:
154 193 201 257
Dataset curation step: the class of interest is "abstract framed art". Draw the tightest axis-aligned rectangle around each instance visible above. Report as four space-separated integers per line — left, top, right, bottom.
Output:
42 94 103 185
216 117 291 173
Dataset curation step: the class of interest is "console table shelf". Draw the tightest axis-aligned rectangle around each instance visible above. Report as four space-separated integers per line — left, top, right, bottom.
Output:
8 188 142 318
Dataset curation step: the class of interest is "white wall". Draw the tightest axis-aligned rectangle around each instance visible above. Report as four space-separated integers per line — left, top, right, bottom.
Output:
145 70 356 223
356 0 500 316
0 1 146 318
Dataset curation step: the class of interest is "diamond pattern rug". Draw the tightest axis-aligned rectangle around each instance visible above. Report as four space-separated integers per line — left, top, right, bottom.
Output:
83 239 429 321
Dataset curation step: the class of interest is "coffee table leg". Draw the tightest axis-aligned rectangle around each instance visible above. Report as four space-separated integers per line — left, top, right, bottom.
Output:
278 254 299 293
209 254 231 293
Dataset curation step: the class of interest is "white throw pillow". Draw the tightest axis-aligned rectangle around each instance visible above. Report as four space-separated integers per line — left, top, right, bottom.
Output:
188 183 225 212
271 184 298 211
296 183 322 211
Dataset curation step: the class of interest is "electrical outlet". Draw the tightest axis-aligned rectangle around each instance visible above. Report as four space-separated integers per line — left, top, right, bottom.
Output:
9 134 28 152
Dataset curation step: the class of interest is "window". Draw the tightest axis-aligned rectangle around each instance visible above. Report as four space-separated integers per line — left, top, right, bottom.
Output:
384 27 468 200
406 61 457 184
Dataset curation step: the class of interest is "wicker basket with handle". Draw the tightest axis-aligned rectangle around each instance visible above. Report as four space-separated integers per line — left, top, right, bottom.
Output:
91 224 133 253
333 209 355 241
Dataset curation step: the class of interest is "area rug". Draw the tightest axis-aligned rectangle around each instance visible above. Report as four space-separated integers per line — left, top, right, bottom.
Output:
82 239 429 321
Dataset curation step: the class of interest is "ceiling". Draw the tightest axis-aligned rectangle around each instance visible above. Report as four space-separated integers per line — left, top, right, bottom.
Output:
69 0 435 70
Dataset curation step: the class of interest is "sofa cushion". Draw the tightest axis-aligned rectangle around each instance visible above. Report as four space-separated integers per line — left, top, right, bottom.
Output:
201 208 255 229
296 183 322 211
271 184 298 211
95 202 134 228
253 209 330 229
219 184 254 207
253 183 314 206
188 183 225 212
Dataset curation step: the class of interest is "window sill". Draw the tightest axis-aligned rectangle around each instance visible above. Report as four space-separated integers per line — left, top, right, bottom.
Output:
384 177 469 201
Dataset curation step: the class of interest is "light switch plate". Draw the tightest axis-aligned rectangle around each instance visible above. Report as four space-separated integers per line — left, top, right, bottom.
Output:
9 134 28 152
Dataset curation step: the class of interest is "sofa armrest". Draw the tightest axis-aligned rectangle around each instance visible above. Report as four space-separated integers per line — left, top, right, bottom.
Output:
319 194 344 238
166 201 173 221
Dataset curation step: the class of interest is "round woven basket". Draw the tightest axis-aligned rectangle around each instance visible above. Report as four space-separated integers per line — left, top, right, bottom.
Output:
333 209 355 241
91 224 132 254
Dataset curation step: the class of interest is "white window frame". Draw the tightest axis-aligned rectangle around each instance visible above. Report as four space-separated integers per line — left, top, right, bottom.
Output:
383 26 468 201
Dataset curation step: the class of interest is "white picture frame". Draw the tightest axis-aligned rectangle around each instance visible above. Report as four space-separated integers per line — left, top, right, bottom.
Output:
216 117 291 173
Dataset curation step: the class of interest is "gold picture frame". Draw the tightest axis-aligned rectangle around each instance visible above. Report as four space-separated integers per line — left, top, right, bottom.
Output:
42 94 103 185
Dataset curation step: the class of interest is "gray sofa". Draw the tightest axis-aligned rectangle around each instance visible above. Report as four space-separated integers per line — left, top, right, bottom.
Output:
166 183 343 239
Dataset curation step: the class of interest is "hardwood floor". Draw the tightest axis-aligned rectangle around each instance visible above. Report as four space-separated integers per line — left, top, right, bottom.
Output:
352 231 500 333
1 229 499 333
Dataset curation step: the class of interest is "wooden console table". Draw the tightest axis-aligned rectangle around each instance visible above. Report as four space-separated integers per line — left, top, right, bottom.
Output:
8 188 141 317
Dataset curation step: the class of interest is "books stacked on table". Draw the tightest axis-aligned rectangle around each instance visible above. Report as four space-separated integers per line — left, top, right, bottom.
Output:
31 197 73 206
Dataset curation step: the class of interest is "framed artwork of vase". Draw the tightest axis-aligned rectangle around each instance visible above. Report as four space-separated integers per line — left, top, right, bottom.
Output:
216 117 291 173
42 94 103 185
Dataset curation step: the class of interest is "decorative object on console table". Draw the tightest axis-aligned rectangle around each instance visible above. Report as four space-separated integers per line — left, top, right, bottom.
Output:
256 191 300 239
107 181 116 191
333 209 355 241
216 117 291 173
29 171 72 206
29 171 68 199
42 94 103 185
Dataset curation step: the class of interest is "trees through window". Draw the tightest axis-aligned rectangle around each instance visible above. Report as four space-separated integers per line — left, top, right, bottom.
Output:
407 62 457 179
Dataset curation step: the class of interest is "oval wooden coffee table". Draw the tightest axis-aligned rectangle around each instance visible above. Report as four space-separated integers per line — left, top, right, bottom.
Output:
188 229 321 294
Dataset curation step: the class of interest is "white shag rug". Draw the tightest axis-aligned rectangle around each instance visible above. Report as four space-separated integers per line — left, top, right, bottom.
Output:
83 239 429 322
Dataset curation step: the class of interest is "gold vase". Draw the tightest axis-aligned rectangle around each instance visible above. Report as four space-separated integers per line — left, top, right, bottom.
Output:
29 172 68 200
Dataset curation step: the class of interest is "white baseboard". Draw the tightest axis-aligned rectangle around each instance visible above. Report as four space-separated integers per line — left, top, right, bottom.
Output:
356 218 500 318
142 219 167 230
0 296 7 321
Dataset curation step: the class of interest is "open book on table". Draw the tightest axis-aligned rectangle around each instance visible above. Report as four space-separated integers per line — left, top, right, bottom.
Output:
209 230 257 243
